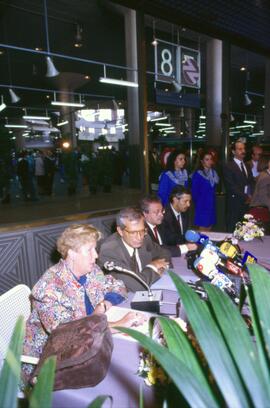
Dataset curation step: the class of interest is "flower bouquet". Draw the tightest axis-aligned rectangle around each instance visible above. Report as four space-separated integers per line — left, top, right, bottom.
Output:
233 214 264 242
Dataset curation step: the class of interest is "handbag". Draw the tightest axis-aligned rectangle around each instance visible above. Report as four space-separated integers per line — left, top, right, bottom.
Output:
30 313 113 390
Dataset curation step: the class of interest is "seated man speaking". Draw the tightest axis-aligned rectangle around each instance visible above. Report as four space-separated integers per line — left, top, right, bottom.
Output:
159 185 197 255
98 207 170 292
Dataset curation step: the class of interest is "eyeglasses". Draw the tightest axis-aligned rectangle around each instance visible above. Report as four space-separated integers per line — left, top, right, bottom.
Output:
124 228 147 237
149 209 165 215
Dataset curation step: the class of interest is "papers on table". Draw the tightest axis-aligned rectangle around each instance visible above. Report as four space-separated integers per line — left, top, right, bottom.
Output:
206 232 232 241
106 306 149 340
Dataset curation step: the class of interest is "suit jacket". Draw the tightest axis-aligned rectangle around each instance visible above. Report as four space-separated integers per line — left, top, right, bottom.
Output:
223 160 255 231
98 233 171 292
146 223 181 257
223 160 254 203
159 205 189 247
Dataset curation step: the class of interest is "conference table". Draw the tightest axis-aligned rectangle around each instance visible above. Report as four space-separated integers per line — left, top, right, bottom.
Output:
52 235 270 408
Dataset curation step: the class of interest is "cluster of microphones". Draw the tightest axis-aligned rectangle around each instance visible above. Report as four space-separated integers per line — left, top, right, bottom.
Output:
185 230 259 303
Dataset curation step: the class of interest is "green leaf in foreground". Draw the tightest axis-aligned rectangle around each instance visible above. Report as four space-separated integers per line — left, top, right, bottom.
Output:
115 326 218 408
157 317 213 398
205 283 270 407
0 316 25 408
169 271 249 408
29 356 56 408
88 395 113 408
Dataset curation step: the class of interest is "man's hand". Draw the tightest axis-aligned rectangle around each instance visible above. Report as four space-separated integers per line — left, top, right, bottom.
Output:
149 258 170 275
186 243 198 251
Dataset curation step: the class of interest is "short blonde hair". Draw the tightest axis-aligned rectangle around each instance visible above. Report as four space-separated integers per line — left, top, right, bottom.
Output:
57 224 102 259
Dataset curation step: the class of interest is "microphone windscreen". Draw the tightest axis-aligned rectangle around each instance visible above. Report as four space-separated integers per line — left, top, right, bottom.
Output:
185 230 200 243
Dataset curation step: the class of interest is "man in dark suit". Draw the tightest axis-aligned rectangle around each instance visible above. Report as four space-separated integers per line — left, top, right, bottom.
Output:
98 207 170 292
223 141 254 232
140 194 197 256
159 186 196 253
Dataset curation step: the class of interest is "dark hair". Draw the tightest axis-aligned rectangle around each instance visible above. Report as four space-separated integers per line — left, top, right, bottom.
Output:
169 185 191 203
116 207 144 230
165 149 186 171
140 195 162 213
231 140 245 152
194 149 214 171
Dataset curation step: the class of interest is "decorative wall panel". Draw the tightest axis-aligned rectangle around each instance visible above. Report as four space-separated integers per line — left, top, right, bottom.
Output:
0 213 117 295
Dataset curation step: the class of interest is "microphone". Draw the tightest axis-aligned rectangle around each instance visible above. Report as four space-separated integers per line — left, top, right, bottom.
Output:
103 261 163 313
185 230 209 245
104 261 153 297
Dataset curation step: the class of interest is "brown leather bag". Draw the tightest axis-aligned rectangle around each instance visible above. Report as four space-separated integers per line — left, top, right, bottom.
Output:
31 314 113 390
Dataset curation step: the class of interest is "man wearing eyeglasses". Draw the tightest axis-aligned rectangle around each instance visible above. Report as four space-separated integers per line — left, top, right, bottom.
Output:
98 207 170 292
140 195 197 256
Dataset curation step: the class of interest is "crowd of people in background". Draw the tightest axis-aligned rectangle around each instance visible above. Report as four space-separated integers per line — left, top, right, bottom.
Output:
0 146 128 204
0 141 269 233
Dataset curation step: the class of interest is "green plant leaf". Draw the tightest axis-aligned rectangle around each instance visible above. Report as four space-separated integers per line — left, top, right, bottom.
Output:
205 283 270 406
157 317 213 397
87 395 112 408
29 356 56 408
168 271 250 408
0 316 25 408
248 263 270 384
116 326 218 408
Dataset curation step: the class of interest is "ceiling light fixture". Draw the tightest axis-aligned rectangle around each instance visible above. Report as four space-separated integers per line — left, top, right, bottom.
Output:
151 19 158 46
74 24 83 48
51 101 85 107
23 115 51 120
9 88 20 103
0 95 6 112
150 116 168 122
51 92 85 108
99 65 138 88
172 79 182 93
5 124 28 128
244 92 252 106
57 120 69 127
44 0 59 77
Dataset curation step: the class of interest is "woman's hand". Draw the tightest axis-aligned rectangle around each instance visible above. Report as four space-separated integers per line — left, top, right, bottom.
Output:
109 311 148 332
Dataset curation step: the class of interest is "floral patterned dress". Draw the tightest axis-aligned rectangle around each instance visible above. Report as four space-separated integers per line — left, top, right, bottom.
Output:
22 259 126 381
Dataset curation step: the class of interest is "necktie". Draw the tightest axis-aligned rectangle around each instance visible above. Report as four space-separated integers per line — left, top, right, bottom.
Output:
130 249 139 274
153 226 159 242
177 214 183 234
240 162 248 179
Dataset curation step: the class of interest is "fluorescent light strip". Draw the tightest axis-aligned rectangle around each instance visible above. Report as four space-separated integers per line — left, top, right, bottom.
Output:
243 120 256 124
150 116 168 122
155 123 172 127
57 120 69 127
51 101 85 107
23 115 50 120
5 124 28 128
99 77 138 88
162 126 175 130
199 115 206 119
164 130 175 133
235 125 254 129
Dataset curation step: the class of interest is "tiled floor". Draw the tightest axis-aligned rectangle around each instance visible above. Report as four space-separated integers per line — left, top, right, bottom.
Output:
0 183 143 230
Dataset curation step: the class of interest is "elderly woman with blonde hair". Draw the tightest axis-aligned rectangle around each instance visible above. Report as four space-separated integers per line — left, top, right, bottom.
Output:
22 223 145 381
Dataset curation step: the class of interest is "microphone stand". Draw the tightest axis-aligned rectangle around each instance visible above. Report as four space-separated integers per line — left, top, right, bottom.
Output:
104 261 163 313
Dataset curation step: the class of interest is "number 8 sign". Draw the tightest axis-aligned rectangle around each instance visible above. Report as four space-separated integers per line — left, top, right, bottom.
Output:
155 40 178 82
